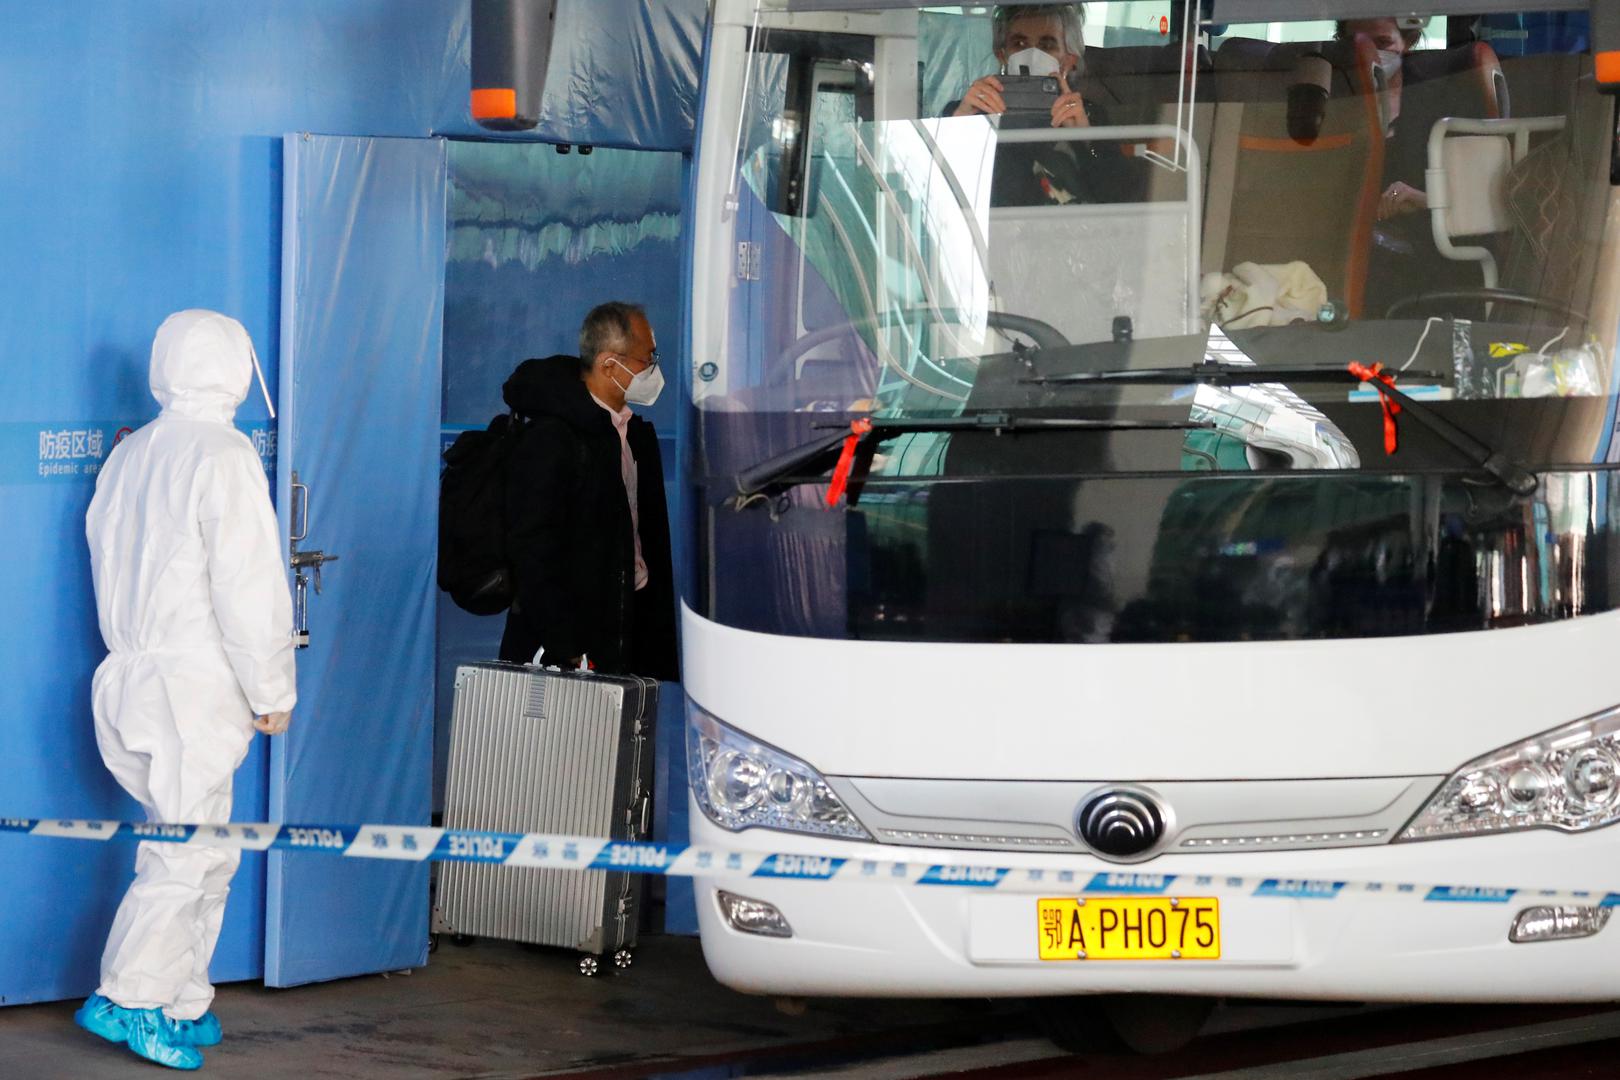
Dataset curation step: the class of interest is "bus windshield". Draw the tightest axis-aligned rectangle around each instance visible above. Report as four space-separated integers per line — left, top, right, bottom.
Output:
693 3 1620 645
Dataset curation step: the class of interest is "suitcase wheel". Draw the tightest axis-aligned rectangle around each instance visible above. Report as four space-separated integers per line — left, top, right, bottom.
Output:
578 954 601 977
613 948 634 971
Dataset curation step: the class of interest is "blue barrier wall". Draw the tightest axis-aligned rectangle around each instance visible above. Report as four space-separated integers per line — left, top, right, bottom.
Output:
0 0 704 1006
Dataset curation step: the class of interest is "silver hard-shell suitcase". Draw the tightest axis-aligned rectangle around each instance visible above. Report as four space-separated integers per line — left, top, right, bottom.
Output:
434 662 658 975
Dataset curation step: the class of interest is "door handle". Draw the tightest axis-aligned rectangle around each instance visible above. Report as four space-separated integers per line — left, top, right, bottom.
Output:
290 471 310 546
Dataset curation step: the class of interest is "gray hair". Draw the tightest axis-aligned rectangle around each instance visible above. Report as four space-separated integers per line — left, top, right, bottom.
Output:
994 3 1086 65
578 301 646 372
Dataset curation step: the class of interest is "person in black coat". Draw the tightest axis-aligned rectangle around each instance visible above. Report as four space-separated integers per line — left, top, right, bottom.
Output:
497 302 679 682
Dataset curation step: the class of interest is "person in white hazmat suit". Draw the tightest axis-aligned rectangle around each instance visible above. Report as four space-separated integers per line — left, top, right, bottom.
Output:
73 310 296 1072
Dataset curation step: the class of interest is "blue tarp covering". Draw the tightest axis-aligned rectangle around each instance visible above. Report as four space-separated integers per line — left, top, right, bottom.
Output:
435 0 708 150
0 0 704 1007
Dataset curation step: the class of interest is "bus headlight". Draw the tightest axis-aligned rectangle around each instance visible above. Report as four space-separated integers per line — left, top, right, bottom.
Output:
686 701 870 840
1400 706 1620 841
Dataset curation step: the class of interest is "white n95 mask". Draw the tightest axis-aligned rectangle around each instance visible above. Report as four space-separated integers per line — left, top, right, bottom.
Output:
1373 50 1404 89
614 359 666 407
1003 47 1063 78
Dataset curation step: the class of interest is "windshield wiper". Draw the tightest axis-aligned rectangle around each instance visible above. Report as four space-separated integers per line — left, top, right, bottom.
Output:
731 411 1215 505
1344 364 1539 496
1024 362 1448 386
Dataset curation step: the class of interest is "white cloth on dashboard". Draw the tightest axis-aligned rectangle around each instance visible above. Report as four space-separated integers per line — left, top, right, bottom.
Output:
1201 261 1329 330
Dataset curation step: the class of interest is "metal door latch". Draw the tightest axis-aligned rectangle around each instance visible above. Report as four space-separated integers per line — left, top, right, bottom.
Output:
291 550 339 649
287 469 340 650
292 549 340 594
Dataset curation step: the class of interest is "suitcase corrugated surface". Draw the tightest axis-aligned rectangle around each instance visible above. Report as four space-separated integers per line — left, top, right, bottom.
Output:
436 663 657 955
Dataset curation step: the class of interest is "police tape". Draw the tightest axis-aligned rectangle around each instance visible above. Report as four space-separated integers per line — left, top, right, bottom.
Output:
2 816 1613 906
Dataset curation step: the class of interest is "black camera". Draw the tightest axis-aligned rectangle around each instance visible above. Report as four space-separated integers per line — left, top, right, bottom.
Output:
999 74 1063 113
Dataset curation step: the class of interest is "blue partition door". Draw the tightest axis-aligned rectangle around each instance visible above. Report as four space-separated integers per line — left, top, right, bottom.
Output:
269 134 446 986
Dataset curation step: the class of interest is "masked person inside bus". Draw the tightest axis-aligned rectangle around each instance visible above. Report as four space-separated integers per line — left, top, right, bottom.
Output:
949 3 1136 206
1342 17 1483 316
1340 17 1427 223
498 302 679 682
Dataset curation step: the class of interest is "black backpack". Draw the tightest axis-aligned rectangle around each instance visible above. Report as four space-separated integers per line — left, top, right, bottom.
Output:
438 413 521 615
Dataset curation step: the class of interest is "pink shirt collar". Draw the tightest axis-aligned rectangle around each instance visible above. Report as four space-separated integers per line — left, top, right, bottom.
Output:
590 393 633 428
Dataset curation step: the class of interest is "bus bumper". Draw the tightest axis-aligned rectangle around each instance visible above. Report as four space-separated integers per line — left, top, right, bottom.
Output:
689 811 1620 1001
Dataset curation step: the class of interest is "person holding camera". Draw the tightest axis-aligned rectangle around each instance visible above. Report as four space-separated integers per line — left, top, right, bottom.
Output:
952 3 1092 131
949 4 1138 207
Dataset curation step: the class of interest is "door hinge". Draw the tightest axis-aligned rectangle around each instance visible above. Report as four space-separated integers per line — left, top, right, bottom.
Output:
736 241 762 282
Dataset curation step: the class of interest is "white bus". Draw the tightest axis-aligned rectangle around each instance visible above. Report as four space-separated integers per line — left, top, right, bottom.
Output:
680 0 1620 1048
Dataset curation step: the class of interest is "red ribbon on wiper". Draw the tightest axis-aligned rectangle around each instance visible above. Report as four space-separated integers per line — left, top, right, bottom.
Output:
825 418 874 507
1348 361 1401 455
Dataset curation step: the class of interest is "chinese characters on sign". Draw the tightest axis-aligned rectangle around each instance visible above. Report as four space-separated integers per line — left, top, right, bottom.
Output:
37 428 107 479
1040 905 1064 952
250 426 277 464
24 422 276 482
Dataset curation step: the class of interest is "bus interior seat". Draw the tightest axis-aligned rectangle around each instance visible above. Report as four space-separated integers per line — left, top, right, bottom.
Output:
1083 41 1212 109
1202 35 1387 318
1420 53 1596 306
1083 41 1217 209
1496 65 1610 335
1495 52 1586 118
1402 41 1507 121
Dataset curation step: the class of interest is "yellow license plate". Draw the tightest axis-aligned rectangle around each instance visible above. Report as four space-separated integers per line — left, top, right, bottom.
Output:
1037 897 1221 961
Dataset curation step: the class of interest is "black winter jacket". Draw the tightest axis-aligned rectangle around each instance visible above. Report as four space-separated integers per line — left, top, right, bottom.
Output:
497 356 678 681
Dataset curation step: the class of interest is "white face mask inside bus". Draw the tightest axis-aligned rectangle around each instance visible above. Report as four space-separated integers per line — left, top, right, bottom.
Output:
1002 46 1063 78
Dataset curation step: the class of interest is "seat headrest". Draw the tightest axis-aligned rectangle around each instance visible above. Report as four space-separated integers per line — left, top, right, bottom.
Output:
1087 41 1211 77
1215 35 1380 98
1403 40 1502 83
1214 37 1275 73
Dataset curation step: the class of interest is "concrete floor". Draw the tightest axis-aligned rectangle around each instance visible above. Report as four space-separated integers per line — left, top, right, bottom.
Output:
5 936 1618 1079
0 936 1021 1079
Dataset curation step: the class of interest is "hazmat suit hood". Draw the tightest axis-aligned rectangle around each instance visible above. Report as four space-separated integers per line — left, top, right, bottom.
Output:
149 310 261 423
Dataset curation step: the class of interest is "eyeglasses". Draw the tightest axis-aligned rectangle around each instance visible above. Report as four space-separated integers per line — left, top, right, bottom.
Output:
617 348 660 370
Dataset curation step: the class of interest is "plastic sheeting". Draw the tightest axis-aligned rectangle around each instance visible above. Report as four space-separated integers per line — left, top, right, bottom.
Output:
269 134 445 986
442 141 687 430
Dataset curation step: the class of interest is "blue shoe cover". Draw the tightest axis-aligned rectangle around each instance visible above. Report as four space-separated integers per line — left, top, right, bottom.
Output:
75 994 132 1043
124 1009 204 1071
170 1012 222 1047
